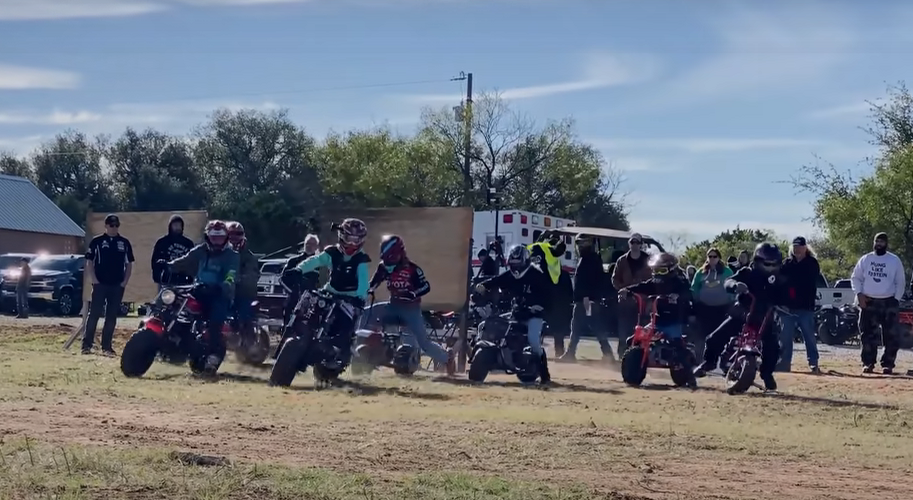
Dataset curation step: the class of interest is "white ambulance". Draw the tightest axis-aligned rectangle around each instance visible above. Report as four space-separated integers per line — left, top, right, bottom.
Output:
471 210 577 273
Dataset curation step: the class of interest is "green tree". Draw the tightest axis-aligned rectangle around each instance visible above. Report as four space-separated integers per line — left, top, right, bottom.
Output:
192 108 323 252
107 128 205 211
0 152 33 180
31 130 117 226
682 227 783 267
791 82 913 268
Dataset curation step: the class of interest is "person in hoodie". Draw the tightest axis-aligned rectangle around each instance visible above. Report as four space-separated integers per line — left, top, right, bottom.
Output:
690 247 734 361
226 221 261 343
777 236 822 374
611 233 653 358
151 215 194 290
560 234 611 363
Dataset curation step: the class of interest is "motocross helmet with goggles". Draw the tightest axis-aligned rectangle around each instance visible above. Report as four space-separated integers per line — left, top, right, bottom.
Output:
752 242 782 274
204 220 229 252
334 218 367 256
226 221 246 251
506 244 532 279
648 252 679 277
379 234 406 272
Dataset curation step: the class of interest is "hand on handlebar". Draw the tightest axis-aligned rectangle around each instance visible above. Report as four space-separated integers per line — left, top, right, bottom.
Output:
529 305 544 313
617 289 630 299
475 283 486 294
734 282 749 294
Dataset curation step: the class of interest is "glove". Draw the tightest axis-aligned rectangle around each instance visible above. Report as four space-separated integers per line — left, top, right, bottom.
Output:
529 305 544 313
155 259 168 267
617 289 630 299
475 283 486 294
735 282 749 294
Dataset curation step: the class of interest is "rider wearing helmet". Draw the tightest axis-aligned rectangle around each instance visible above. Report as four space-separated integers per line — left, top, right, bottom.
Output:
226 221 260 342
475 244 553 384
695 242 786 391
293 219 372 359
617 253 695 378
160 220 240 373
364 235 455 376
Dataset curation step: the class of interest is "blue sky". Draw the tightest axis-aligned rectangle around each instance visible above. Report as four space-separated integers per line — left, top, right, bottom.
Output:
0 0 910 244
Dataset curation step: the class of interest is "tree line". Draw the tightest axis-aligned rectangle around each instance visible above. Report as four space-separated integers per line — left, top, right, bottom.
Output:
0 92 628 253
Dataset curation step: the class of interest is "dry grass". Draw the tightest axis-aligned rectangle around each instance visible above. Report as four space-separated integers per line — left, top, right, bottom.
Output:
2 324 913 499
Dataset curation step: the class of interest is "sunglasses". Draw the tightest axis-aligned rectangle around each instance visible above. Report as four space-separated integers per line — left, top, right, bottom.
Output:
107 223 120 228
629 240 642 245
708 255 720 259
761 260 780 267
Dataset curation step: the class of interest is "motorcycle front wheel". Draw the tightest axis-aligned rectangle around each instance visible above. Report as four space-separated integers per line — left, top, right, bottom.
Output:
467 346 498 383
269 336 309 387
120 328 160 378
725 354 757 395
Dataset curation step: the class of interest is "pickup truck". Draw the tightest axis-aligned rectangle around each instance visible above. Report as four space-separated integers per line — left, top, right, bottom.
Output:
816 274 850 308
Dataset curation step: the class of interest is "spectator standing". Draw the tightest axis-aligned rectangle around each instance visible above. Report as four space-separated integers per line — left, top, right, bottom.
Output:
15 257 31 319
477 248 500 278
778 236 821 373
529 235 572 357
560 234 611 362
611 233 652 358
150 214 194 290
82 214 135 356
689 247 733 360
850 232 906 374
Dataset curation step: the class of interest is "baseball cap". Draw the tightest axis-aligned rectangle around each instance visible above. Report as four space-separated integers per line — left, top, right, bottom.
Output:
629 232 643 243
792 236 807 246
874 232 888 242
104 214 120 226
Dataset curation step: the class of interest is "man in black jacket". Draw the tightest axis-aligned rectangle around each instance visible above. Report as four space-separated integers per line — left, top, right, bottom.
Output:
560 235 611 362
150 215 194 289
777 236 821 373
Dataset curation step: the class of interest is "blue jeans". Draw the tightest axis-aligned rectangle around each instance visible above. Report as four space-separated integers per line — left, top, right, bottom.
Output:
360 301 449 364
778 309 818 370
526 317 545 356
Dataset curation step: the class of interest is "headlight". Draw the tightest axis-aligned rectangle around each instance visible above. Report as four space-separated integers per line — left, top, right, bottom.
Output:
161 289 176 305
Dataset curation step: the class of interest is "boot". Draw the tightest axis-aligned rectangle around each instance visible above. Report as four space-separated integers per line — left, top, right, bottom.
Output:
539 352 551 384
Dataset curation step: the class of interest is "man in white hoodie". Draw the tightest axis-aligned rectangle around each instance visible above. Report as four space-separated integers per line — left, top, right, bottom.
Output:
850 232 906 374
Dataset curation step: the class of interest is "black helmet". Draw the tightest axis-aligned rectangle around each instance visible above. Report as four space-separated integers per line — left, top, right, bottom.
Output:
752 242 782 273
648 252 678 276
506 244 532 278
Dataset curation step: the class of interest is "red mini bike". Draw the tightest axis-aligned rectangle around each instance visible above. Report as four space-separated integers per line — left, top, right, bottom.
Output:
722 292 775 395
620 293 697 388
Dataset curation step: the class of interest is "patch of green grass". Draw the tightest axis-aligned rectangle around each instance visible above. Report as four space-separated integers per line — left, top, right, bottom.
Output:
0 439 619 500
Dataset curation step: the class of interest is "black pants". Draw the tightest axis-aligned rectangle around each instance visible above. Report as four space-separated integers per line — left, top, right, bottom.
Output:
547 301 572 353
616 299 640 358
692 303 730 361
82 284 124 351
859 297 900 368
702 316 780 378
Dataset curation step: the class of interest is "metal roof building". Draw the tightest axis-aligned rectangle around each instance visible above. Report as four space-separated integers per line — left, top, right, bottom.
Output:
0 174 85 254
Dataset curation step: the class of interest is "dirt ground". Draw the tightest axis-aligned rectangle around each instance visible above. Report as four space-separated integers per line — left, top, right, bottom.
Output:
2 319 913 499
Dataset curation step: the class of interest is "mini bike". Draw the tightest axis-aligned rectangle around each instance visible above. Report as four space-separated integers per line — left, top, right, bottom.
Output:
722 292 776 395
620 293 697 388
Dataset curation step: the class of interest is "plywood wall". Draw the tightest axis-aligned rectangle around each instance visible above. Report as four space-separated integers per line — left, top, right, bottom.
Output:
317 207 473 311
83 211 208 305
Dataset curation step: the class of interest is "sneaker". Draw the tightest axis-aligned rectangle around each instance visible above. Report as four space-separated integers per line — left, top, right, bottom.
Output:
761 374 777 391
863 365 875 374
809 366 822 375
554 345 565 358
102 349 117 357
883 367 894 375
81 347 92 355
557 352 577 363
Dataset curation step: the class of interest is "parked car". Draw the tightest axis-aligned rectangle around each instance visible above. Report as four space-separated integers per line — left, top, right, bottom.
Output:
257 258 289 322
0 254 84 316
0 253 38 272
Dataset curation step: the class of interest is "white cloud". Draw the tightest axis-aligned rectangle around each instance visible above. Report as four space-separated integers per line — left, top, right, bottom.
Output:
662 5 856 104
806 101 873 119
403 52 660 103
0 109 103 125
0 135 45 155
591 137 821 153
0 64 80 89
0 0 315 20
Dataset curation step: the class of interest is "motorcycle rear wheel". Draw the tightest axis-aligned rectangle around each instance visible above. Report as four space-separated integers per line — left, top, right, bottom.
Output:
467 346 497 383
725 354 757 395
236 327 271 366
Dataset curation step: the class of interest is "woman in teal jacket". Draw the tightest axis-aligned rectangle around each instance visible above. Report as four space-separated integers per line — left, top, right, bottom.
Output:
689 247 734 360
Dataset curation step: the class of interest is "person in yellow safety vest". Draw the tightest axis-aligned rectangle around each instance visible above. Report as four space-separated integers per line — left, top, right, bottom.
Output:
528 235 573 357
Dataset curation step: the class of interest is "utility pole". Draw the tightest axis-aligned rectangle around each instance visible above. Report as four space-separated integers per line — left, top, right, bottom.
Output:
452 71 473 373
